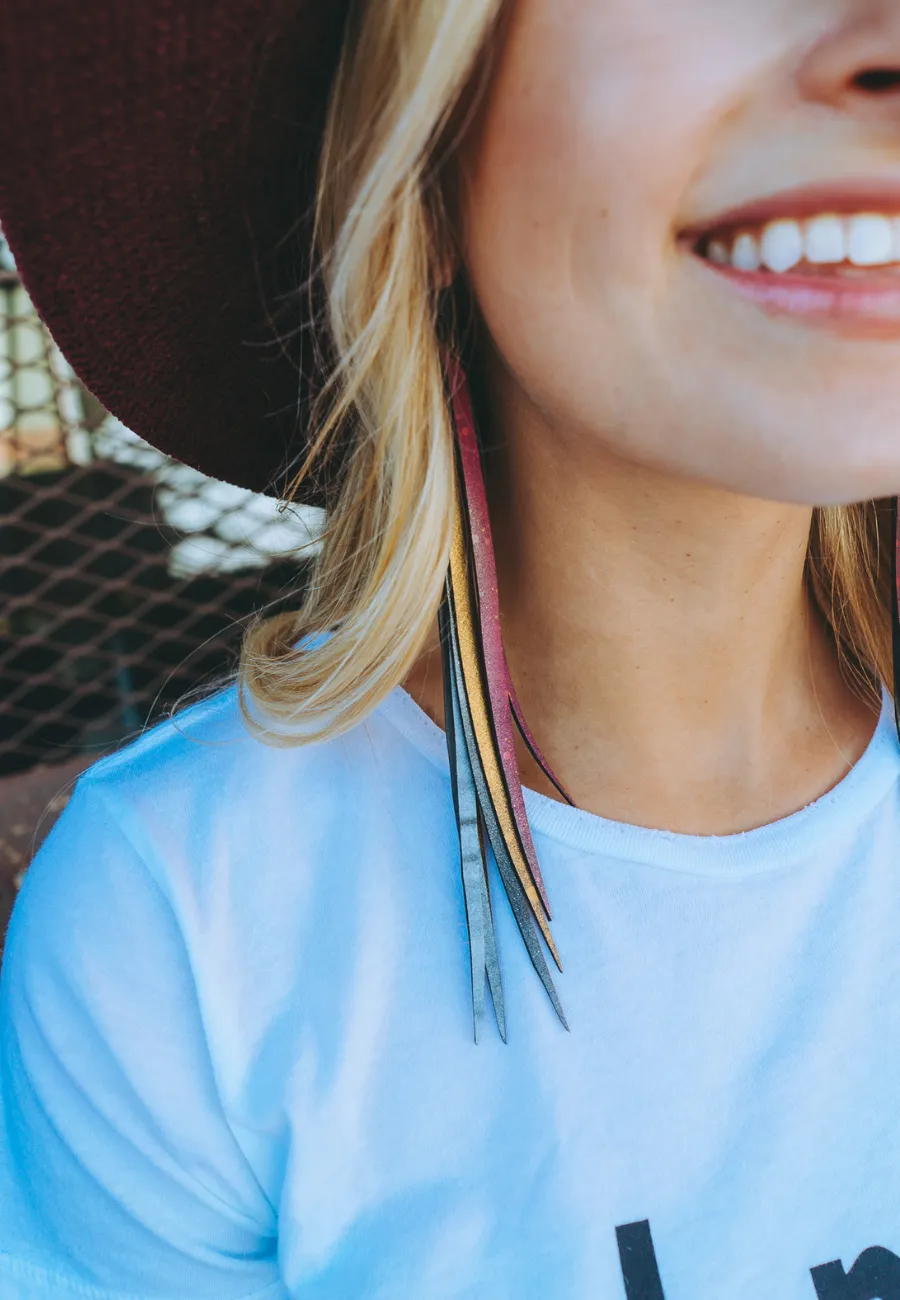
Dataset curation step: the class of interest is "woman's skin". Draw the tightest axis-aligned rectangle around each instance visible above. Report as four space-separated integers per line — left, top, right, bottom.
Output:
405 0 900 835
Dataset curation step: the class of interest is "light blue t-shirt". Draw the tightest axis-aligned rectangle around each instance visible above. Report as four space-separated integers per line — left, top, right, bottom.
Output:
2 681 900 1300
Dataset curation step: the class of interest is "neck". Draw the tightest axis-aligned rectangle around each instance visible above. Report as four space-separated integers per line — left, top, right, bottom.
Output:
404 362 881 836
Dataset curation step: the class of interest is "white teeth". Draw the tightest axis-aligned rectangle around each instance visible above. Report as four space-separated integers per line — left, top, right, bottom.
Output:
760 219 804 272
804 215 846 264
846 213 894 265
732 232 761 271
705 210 900 272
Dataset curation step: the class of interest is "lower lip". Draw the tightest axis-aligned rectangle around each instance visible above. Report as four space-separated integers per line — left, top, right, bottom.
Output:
693 253 900 338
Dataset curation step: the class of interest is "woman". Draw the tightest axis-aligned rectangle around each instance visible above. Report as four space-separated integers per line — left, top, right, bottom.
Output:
2 0 900 1296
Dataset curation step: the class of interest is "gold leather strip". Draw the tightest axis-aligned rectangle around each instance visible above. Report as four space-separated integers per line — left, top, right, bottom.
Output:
448 490 561 971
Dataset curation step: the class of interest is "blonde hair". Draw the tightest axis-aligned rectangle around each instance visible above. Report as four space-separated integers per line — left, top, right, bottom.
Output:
807 500 893 709
240 0 893 747
240 0 502 744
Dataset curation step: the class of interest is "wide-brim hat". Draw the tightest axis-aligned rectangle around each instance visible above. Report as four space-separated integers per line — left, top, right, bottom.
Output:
0 0 352 505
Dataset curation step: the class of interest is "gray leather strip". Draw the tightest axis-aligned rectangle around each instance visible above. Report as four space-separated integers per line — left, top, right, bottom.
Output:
440 585 489 1040
445 584 567 1034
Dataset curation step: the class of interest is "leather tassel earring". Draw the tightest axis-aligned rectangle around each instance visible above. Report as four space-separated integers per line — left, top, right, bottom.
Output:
892 495 900 742
439 351 572 1041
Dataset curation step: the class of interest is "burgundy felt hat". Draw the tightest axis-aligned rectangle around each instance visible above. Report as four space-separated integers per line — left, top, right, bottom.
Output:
0 0 353 505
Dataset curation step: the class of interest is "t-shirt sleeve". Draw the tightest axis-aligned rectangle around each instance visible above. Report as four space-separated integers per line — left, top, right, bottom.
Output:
0 776 288 1300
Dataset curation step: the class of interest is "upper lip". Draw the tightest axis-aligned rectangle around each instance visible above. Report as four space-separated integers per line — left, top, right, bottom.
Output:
681 176 900 239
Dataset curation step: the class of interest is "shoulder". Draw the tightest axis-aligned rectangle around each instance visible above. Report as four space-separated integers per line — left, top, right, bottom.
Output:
65 680 454 917
81 680 355 816
7 679 463 1071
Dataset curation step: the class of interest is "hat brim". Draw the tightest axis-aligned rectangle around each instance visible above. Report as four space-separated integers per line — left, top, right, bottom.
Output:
0 0 351 504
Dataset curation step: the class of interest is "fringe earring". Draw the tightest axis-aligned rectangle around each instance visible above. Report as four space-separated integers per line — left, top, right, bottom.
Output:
438 351 574 1042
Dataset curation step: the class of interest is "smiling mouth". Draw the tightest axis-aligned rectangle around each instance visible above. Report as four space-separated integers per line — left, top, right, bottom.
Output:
681 207 900 334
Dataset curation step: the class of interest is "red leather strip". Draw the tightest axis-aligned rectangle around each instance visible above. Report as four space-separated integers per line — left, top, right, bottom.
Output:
444 352 553 917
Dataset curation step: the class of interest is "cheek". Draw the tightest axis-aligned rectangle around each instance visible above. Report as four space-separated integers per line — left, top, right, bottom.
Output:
461 6 710 402
460 0 787 385
462 107 676 443
462 81 582 323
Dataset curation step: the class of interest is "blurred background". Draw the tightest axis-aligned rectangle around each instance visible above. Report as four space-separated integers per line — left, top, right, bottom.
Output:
0 227 323 950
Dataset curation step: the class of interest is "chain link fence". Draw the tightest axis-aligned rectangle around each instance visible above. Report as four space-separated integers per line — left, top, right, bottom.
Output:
0 228 322 934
